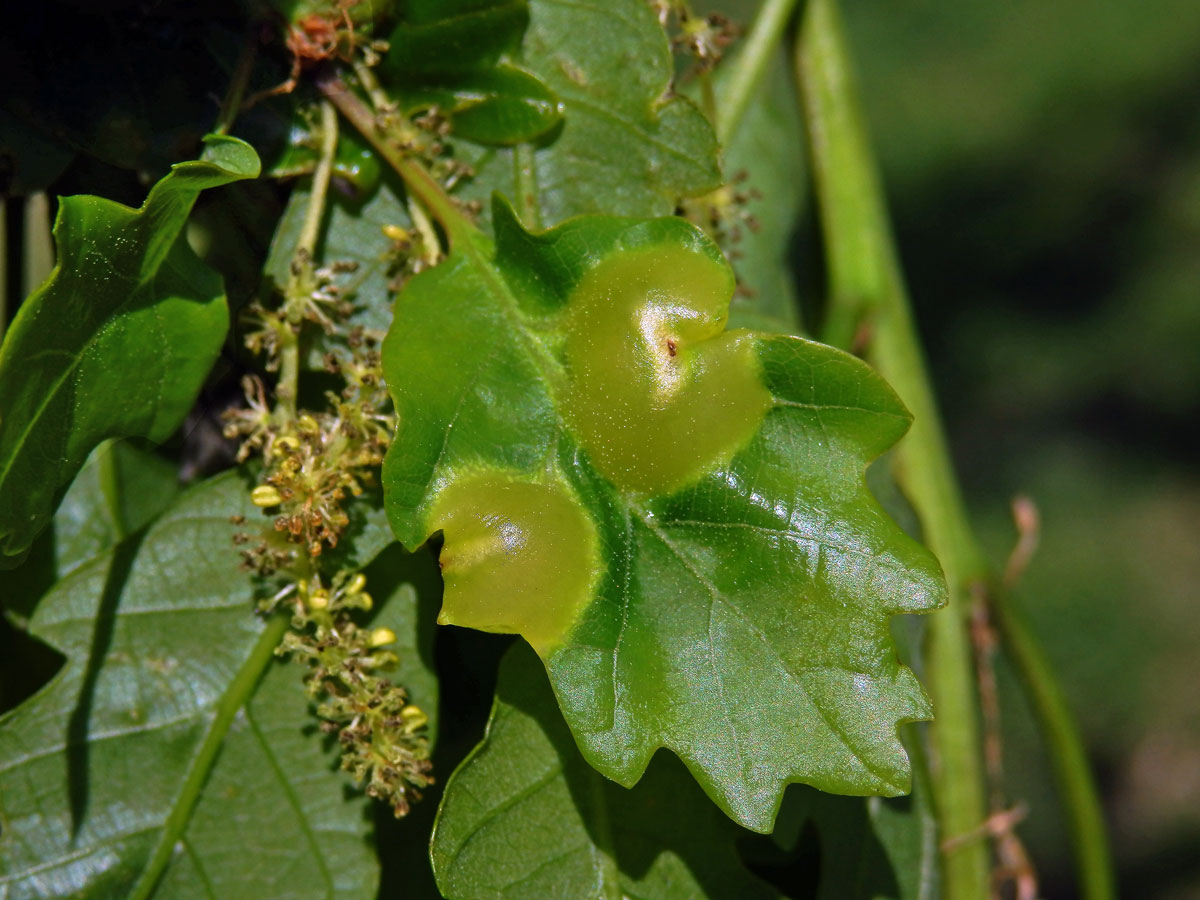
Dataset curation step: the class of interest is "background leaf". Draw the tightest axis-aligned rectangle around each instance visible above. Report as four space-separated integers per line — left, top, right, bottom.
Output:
748 745 940 900
432 642 782 900
381 0 564 147
453 0 722 225
0 472 431 898
0 136 260 566
382 204 945 831
50 441 182 580
715 51 808 334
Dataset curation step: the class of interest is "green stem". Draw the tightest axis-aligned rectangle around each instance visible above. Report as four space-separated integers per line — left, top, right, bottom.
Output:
513 143 542 230
277 100 338 420
95 440 126 542
407 196 442 267
351 58 391 111
214 35 256 136
127 613 290 900
699 71 718 130
296 101 338 265
794 1 990 896
716 0 800 147
22 192 54 300
795 4 1114 899
316 70 473 247
992 595 1116 900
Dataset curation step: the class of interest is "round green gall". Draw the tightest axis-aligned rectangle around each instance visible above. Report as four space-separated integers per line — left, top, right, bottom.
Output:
429 473 601 654
561 243 772 495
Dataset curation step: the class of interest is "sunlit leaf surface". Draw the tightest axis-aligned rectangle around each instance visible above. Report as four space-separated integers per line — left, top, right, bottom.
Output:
382 199 945 831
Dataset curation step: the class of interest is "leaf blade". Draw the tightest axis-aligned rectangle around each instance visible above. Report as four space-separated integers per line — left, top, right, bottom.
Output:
381 204 946 830
0 136 260 565
431 643 783 900
454 0 722 225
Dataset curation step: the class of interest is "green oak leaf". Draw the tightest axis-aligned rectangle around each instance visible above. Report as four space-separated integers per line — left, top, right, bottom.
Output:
752 749 940 900
2 440 182 618
51 441 181 580
381 0 564 147
453 0 722 225
269 120 384 194
432 642 782 899
0 472 434 899
0 136 260 566
381 198 946 832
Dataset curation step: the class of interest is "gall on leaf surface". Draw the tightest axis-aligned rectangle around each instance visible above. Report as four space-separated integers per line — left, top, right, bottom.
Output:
381 198 947 832
431 643 782 900
0 135 260 567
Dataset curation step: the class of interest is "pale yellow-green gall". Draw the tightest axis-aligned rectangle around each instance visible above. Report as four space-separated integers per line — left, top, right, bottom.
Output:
430 473 600 654
561 244 772 495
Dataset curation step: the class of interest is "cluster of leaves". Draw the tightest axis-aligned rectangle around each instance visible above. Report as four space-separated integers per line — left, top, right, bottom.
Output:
0 1 949 897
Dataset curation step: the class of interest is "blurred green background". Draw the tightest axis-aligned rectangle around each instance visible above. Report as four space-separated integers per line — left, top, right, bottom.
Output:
837 0 1200 896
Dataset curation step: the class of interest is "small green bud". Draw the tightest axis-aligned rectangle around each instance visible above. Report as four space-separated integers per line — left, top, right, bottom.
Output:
347 573 367 594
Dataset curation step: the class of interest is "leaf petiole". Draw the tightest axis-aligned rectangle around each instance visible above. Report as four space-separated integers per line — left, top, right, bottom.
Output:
315 68 475 248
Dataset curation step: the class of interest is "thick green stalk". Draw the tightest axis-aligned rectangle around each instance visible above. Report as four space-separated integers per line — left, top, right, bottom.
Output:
794 3 1115 899
794 0 990 896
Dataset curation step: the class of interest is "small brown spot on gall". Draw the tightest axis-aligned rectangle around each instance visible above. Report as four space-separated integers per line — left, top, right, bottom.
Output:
666 339 677 358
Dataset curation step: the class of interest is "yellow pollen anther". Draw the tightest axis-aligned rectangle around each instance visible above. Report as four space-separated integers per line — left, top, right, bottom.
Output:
368 627 396 648
309 590 329 610
382 224 410 243
400 705 428 729
347 573 367 594
357 592 373 611
251 485 283 507
297 414 319 434
274 435 300 454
